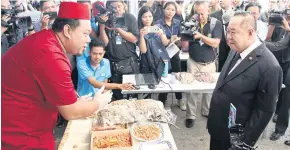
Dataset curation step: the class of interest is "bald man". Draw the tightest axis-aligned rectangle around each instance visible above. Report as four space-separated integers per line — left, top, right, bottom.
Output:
207 11 283 150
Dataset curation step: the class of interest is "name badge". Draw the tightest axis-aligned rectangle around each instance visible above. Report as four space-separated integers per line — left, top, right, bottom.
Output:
116 35 122 45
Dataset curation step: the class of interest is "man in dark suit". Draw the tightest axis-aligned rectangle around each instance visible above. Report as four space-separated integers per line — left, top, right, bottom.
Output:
210 0 233 71
266 30 290 145
207 12 283 150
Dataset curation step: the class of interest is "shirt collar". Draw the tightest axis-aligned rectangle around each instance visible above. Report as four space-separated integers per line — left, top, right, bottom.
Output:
160 18 178 26
86 56 104 70
239 37 262 60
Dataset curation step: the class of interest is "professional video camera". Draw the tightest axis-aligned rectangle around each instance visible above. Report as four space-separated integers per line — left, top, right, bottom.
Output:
1 9 32 46
229 124 257 150
269 9 290 25
180 14 200 41
95 4 125 28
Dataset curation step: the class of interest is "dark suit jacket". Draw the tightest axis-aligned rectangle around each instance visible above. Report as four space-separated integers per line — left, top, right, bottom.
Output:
266 32 290 63
211 10 231 71
207 43 283 146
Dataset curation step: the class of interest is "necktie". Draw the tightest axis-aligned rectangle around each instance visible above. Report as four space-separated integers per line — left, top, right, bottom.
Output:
227 53 241 75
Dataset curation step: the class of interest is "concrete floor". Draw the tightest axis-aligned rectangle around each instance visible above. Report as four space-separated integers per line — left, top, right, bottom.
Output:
54 93 290 150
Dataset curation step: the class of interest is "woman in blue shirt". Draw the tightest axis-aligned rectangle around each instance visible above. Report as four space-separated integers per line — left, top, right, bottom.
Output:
138 6 170 73
155 2 184 109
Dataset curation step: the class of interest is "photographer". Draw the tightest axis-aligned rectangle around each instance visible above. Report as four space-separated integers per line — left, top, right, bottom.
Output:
138 6 170 71
245 2 268 41
185 0 222 128
99 0 139 100
1 0 12 54
1 0 35 55
155 2 185 110
265 17 290 146
33 0 57 32
260 0 278 23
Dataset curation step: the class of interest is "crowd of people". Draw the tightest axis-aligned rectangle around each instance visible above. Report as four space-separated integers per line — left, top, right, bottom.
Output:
1 0 290 149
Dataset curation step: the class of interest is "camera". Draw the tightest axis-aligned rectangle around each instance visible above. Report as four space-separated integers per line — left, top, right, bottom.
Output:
43 12 57 19
1 9 32 46
229 124 257 150
180 14 200 41
269 9 290 25
95 4 125 28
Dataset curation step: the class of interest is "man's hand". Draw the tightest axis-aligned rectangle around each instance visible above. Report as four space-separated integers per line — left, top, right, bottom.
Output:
93 86 112 109
194 31 203 39
118 83 135 90
1 15 10 34
41 14 50 30
281 18 290 32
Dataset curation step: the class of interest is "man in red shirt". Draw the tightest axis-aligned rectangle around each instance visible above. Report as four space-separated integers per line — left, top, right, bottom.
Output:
1 2 112 149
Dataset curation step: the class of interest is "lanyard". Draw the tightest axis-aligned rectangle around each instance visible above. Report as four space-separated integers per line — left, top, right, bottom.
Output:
165 23 174 37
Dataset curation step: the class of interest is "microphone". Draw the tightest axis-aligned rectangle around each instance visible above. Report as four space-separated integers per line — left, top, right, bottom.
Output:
222 10 235 25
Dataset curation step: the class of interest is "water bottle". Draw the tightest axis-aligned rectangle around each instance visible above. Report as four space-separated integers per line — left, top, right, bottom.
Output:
162 60 169 77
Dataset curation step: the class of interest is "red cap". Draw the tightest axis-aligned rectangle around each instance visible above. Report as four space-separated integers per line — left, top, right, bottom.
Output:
58 2 90 20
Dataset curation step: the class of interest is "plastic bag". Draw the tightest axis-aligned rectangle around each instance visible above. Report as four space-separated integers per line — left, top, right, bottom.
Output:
94 99 177 126
96 105 137 126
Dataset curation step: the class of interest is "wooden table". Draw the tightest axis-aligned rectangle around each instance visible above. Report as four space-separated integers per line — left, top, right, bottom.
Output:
58 118 178 150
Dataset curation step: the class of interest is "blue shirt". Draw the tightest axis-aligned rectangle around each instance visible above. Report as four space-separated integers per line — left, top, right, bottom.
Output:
77 57 111 96
155 18 181 39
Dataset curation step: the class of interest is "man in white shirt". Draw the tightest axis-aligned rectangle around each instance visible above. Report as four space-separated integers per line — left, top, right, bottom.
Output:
245 2 268 41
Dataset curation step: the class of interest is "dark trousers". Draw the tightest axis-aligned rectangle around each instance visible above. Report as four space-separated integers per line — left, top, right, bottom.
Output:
275 62 290 134
275 85 290 134
210 136 231 150
159 52 182 102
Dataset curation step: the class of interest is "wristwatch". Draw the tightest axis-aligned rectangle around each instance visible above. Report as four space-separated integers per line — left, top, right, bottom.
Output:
28 26 34 32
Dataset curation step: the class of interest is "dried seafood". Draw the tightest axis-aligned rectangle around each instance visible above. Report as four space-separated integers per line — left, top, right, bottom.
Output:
174 72 216 84
92 132 132 148
133 123 161 141
194 72 216 83
95 99 176 125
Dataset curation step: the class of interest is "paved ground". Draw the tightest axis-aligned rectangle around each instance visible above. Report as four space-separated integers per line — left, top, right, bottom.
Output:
54 93 290 150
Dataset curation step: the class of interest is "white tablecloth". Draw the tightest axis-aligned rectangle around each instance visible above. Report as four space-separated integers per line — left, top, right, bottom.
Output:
122 73 219 94
179 52 189 61
58 119 178 150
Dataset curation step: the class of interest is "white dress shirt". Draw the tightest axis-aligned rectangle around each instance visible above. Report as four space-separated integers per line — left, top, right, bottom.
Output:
256 20 268 41
228 38 262 74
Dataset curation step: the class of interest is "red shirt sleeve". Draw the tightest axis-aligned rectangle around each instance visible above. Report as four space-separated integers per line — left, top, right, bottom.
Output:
32 51 77 106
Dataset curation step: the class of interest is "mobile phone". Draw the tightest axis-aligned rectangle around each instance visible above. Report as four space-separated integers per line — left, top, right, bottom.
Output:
147 26 159 33
43 12 57 19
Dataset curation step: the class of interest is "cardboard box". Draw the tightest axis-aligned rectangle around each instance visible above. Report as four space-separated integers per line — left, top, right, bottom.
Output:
91 129 133 150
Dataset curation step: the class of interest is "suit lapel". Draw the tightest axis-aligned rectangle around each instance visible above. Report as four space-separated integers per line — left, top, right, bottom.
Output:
217 43 265 89
215 50 235 89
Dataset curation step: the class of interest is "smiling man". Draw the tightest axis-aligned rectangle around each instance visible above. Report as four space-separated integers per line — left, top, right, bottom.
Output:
77 38 135 97
1 2 112 149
